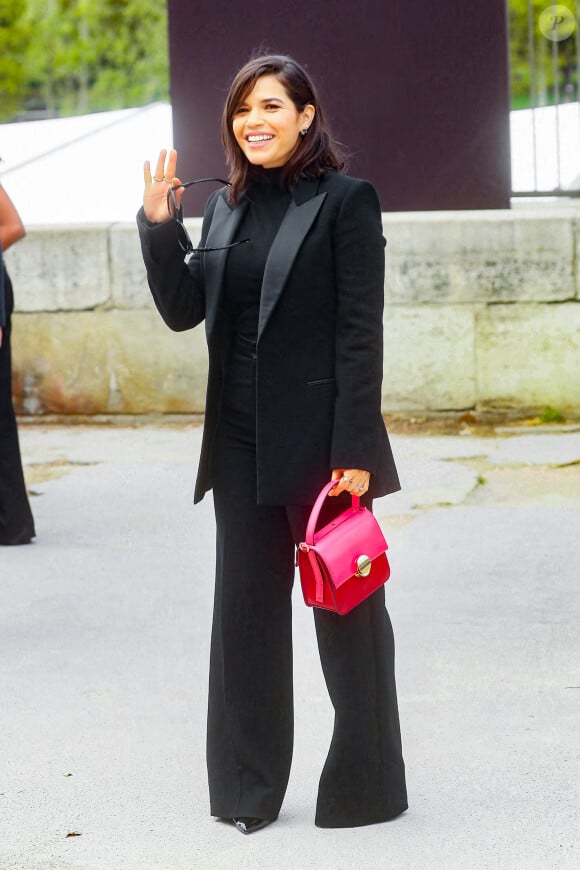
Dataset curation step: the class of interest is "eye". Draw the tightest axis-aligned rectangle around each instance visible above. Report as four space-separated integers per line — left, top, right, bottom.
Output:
234 106 249 115
265 103 280 110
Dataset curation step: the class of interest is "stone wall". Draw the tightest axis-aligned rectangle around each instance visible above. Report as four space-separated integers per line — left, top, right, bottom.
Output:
5 205 580 416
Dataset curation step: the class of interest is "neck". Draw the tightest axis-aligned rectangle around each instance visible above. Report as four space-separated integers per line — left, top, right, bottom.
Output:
250 164 285 188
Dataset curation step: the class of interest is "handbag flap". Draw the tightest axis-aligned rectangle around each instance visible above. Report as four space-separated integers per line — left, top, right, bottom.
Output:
312 507 388 590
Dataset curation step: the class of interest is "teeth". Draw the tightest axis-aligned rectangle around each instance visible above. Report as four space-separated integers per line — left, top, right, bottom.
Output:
248 135 273 142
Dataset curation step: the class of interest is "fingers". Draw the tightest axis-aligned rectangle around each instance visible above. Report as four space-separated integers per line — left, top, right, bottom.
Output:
165 149 178 180
329 469 370 497
148 149 178 186
172 177 183 209
154 149 168 181
143 159 152 189
329 469 343 497
151 149 177 182
143 150 179 223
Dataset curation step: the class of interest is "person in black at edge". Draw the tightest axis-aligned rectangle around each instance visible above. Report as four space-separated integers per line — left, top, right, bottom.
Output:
137 54 407 834
0 183 35 546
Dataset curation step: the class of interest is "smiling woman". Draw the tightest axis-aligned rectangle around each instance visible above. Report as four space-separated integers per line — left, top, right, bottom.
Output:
221 55 345 204
137 53 407 836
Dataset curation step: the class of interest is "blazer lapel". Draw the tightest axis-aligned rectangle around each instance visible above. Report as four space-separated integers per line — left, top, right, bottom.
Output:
257 185 327 341
203 193 248 338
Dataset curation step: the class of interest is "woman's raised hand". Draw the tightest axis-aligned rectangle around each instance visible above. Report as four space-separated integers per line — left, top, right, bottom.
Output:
143 149 183 224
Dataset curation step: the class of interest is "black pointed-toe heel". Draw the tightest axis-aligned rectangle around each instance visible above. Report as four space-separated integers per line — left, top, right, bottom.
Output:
232 817 272 835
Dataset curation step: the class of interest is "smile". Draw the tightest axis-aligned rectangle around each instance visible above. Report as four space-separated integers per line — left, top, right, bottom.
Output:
247 134 273 142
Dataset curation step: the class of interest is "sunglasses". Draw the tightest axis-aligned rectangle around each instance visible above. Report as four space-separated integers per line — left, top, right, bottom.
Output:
166 178 250 257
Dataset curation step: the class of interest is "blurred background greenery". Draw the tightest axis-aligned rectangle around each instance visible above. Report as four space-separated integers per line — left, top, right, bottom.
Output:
0 0 577 123
0 0 169 122
509 0 578 109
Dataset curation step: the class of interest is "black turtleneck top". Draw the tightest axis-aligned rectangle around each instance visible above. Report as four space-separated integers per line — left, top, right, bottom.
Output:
222 167 291 341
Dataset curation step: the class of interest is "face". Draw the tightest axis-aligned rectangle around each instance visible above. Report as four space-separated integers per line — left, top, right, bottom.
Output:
232 74 315 169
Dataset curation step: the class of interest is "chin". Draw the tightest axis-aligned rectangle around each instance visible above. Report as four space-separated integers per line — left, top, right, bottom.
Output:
244 153 270 166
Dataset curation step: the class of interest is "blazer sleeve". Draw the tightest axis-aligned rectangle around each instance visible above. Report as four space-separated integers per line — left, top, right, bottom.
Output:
329 179 386 475
136 189 220 331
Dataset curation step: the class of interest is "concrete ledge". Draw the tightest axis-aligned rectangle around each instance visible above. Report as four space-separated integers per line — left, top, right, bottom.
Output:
576 217 580 299
5 225 111 312
4 207 580 415
383 211 576 304
108 224 152 310
11 311 208 415
476 302 580 410
108 219 204 310
383 305 477 410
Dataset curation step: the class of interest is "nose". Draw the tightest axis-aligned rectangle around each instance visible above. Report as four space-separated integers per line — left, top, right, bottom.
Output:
246 107 264 126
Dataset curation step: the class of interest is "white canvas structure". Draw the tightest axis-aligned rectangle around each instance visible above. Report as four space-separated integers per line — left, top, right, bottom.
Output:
0 103 173 225
510 101 580 193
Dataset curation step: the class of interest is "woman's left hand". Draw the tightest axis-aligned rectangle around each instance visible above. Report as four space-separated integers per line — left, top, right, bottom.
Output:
329 468 371 497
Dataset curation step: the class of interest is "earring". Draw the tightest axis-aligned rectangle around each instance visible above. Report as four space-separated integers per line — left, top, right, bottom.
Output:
301 127 309 137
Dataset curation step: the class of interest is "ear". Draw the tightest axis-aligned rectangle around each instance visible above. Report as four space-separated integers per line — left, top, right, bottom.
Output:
301 104 316 127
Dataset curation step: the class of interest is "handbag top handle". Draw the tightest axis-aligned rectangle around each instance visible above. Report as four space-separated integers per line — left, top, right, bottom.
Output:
304 480 361 546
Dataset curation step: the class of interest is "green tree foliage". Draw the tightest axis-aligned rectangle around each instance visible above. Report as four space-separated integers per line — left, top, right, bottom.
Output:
3 2 577 121
1 0 169 121
0 0 30 120
89 0 169 111
509 0 578 108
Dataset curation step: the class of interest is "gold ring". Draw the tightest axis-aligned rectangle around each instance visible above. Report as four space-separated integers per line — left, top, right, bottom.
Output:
163 176 173 183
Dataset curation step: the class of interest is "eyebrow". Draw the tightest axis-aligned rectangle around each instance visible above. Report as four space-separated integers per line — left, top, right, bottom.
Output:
239 96 286 106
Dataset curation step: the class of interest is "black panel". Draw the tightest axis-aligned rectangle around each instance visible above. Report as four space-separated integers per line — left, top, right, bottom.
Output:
167 0 511 214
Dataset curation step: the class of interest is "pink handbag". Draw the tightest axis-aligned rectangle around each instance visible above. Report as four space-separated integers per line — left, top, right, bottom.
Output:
297 479 390 615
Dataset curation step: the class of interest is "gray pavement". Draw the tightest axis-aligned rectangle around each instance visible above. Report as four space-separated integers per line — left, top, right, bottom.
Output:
0 421 578 870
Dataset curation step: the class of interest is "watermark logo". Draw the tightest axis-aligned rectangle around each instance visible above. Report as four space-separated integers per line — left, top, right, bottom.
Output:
538 5 576 42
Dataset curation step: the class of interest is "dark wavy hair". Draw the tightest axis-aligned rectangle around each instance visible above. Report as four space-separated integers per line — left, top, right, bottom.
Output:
221 54 346 204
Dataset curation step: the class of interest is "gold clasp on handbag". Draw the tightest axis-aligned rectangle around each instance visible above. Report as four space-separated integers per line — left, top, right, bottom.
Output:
355 555 372 577
298 542 310 553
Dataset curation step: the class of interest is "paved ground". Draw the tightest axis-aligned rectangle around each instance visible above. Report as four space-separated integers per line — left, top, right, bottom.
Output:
0 421 578 870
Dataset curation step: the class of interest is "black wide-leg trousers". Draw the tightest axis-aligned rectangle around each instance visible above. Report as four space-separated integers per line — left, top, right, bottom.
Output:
0 270 35 546
207 334 407 827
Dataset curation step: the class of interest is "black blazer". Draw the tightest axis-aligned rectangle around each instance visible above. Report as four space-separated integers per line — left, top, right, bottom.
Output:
137 171 400 505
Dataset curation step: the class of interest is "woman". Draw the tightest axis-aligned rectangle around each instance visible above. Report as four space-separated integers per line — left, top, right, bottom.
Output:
137 54 407 833
0 184 35 546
